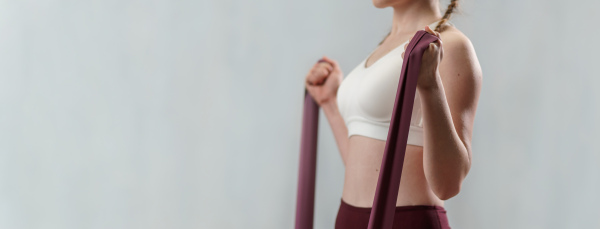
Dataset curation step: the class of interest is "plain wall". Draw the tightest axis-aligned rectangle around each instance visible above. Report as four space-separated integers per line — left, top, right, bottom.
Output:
0 0 599 228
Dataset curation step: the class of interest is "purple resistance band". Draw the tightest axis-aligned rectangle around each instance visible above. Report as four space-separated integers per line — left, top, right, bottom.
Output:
295 30 441 229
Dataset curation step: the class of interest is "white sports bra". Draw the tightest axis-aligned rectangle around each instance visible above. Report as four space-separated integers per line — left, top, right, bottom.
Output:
336 20 448 146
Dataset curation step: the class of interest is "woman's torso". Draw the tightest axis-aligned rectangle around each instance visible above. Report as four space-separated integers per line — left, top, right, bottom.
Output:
336 20 449 208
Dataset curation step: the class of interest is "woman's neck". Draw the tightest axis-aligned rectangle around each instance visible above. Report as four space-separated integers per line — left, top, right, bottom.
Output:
389 1 442 36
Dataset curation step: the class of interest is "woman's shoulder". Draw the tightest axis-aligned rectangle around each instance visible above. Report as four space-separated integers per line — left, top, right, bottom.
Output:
437 22 482 80
437 23 477 55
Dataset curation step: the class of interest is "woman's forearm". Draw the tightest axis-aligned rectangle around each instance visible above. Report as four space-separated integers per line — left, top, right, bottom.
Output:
419 73 470 200
321 98 350 166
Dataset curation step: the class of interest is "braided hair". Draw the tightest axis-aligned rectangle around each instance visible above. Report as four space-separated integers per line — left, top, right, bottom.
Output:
433 0 458 32
377 0 459 46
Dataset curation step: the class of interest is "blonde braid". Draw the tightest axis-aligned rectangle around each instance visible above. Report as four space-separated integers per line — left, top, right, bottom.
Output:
434 0 459 33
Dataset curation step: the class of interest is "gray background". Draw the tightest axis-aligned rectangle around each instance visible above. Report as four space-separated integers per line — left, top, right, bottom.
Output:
1 0 599 228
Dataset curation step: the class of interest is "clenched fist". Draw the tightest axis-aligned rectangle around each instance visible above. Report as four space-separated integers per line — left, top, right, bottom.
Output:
304 56 344 106
401 25 444 91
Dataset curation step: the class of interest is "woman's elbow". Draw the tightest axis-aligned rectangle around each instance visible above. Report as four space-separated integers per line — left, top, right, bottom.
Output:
435 183 461 201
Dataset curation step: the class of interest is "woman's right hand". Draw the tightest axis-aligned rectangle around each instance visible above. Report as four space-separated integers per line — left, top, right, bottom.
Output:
304 56 344 106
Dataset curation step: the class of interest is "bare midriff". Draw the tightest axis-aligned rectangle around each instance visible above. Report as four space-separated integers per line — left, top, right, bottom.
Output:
341 135 444 208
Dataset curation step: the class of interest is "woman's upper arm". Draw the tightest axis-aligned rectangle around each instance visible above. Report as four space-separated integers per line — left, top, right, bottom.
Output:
438 31 483 167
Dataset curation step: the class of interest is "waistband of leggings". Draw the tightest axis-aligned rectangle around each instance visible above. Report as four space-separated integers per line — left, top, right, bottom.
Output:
340 198 446 213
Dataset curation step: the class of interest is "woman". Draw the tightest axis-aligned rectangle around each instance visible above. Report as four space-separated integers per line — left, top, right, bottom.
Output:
303 0 482 228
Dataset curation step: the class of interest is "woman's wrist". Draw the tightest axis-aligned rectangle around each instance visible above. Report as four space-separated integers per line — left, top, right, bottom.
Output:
417 72 442 93
321 97 338 114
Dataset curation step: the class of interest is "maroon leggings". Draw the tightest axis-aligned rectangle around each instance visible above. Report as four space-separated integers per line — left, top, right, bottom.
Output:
335 198 451 229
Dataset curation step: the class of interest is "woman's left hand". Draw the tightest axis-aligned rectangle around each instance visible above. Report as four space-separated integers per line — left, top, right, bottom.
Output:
401 25 444 91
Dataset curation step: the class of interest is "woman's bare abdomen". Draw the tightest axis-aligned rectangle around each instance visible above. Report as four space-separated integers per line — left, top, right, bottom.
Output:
341 135 444 208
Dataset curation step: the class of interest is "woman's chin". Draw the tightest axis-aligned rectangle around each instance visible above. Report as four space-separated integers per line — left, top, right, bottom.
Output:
372 0 408 9
372 0 395 9
371 0 388 8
